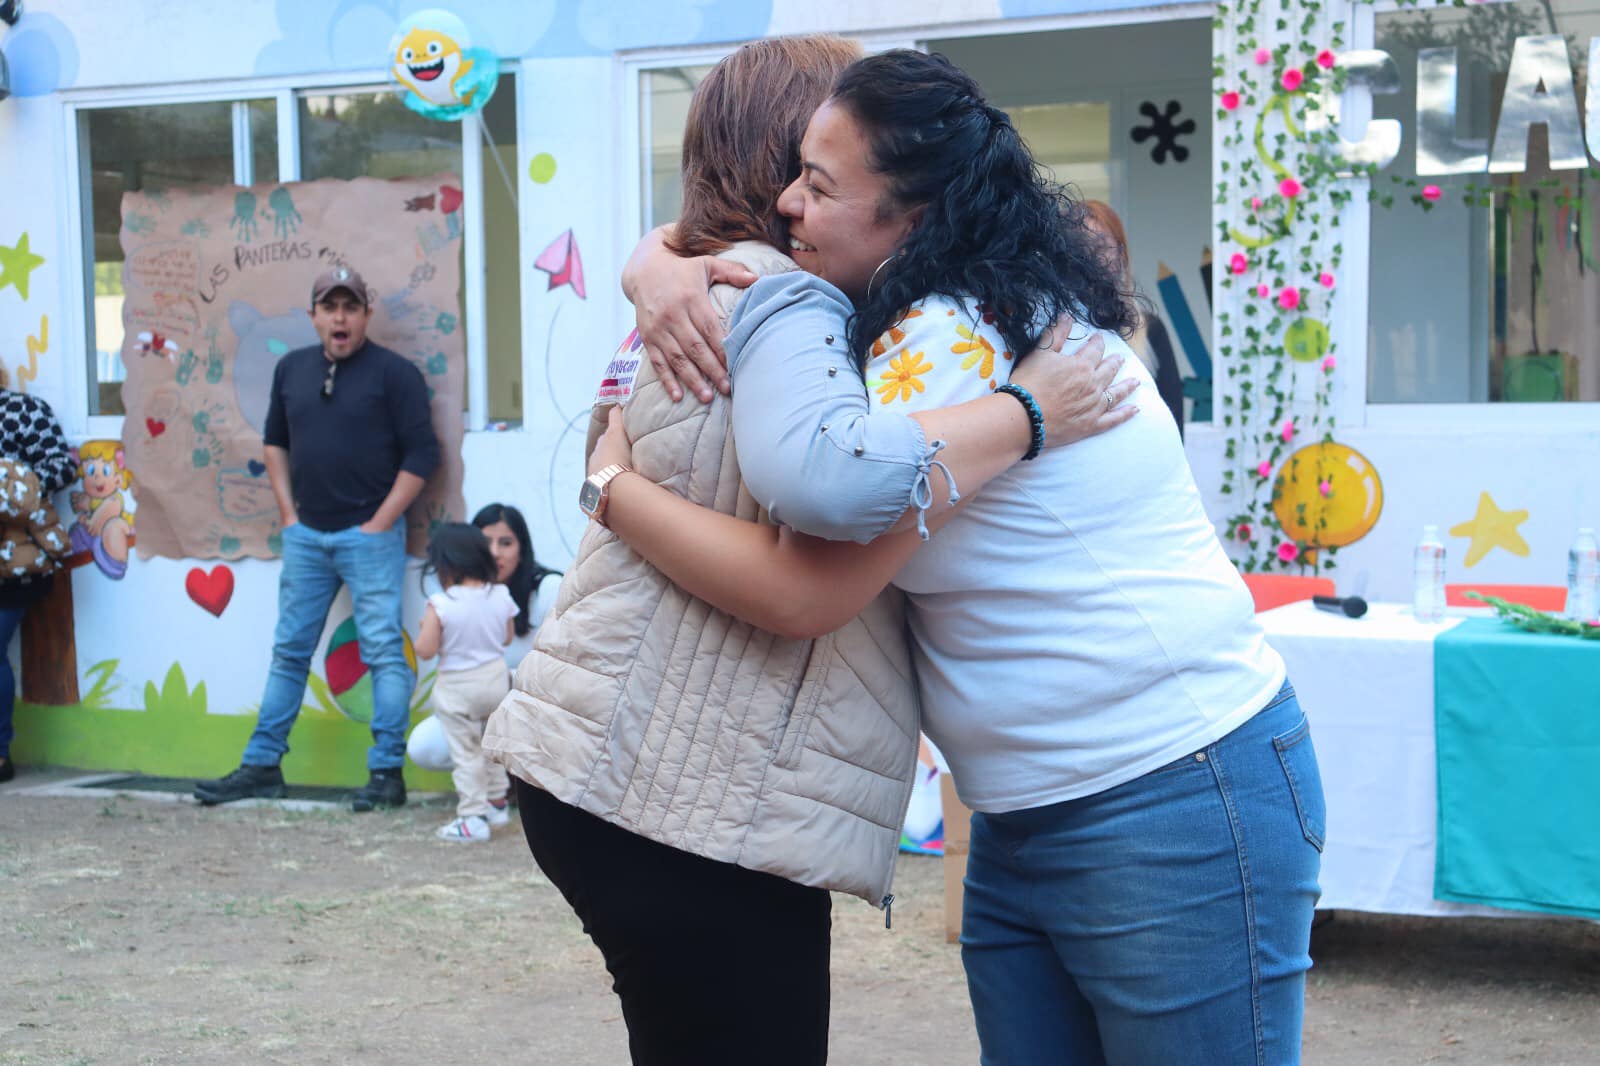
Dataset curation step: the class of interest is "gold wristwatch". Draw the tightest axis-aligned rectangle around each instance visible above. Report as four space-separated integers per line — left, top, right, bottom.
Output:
579 464 631 528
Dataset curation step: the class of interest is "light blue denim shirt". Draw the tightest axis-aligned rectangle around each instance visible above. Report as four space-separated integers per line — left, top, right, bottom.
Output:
724 273 955 542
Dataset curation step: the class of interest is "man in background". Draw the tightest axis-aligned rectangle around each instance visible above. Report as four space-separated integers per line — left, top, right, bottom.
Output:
195 266 439 811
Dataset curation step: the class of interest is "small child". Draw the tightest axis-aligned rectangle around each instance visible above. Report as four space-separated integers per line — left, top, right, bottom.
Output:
414 523 519 843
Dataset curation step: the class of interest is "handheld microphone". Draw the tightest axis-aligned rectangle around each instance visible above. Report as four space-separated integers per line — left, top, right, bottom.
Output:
1312 594 1368 618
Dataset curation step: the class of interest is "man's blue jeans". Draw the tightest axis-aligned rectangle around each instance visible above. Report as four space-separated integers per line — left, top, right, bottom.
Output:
961 683 1324 1066
243 523 412 771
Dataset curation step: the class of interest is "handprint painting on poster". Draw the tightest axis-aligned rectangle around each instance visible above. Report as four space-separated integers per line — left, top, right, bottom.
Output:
117 175 467 560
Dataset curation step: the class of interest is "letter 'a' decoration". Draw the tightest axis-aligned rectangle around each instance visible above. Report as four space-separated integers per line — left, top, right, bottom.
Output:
389 9 499 121
1490 34 1587 174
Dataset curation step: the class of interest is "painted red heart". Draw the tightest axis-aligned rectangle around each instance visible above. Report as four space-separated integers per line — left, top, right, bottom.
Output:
146 418 166 437
439 185 463 214
185 565 234 617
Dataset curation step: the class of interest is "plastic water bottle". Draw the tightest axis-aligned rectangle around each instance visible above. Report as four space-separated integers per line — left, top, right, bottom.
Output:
1567 528 1599 623
1413 525 1446 623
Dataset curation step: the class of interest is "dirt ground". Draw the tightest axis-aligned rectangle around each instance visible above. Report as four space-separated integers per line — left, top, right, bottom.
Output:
3 772 1598 1065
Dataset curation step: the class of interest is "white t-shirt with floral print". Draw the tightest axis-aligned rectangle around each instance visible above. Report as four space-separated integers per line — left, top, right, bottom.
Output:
863 295 1285 814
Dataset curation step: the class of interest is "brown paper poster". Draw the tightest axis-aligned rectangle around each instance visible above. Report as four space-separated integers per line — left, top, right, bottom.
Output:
118 175 466 559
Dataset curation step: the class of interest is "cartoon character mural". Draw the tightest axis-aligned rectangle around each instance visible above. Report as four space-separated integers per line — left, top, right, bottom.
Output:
387 10 499 121
70 441 135 579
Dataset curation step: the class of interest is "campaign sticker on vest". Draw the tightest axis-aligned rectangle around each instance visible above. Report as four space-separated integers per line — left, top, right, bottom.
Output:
595 328 644 406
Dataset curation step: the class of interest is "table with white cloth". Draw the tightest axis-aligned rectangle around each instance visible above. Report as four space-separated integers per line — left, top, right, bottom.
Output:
1257 601 1525 917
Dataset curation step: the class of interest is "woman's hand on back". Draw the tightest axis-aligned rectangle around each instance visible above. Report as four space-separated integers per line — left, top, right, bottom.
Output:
621 226 757 404
1011 323 1139 448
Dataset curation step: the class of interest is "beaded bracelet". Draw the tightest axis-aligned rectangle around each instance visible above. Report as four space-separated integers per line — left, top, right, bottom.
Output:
995 384 1045 461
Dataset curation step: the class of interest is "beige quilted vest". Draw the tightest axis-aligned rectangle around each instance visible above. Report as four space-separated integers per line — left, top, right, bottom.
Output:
484 242 921 907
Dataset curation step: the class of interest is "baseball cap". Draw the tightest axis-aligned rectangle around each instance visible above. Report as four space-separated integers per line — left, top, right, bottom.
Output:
310 266 370 308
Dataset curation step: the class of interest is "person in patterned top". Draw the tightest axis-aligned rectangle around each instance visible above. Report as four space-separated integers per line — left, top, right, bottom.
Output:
602 49 1318 1066
0 375 77 782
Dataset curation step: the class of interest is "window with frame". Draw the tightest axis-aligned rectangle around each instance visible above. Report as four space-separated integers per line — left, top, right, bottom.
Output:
641 64 715 232
1370 0 1600 404
82 100 276 416
77 75 522 425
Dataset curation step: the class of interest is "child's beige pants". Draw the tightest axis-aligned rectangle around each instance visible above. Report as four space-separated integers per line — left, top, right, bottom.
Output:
431 658 511 819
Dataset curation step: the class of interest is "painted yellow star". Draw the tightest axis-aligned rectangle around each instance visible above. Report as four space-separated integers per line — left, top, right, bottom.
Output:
0 233 46 301
1449 491 1530 567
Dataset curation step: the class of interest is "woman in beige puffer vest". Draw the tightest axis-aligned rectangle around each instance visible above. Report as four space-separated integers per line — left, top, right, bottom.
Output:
481 38 918 1066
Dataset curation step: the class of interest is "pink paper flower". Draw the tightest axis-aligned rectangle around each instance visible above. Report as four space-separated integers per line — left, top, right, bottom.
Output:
1319 271 1336 289
1278 287 1300 310
1422 184 1442 202
1316 49 1336 69
1251 196 1263 211
1321 354 1337 372
1279 177 1302 199
1221 90 1241 112
1229 252 1249 274
1281 68 1304 92
1255 48 1272 66
1256 460 1273 479
1280 418 1296 442
1256 283 1270 298
1318 479 1333 497
1277 541 1301 564
1237 523 1254 542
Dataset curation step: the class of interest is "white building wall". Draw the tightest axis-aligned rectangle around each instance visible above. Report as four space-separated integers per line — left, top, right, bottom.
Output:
1 0 1595 740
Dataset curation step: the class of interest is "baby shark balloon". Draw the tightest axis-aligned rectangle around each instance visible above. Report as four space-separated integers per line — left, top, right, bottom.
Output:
389 10 499 121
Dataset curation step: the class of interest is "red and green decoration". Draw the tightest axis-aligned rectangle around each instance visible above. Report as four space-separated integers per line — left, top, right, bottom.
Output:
1215 1 1359 572
323 616 419 723
1214 0 1459 572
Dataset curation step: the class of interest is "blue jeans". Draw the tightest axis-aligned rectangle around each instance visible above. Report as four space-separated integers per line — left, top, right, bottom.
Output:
243 523 412 771
961 683 1324 1066
0 605 24 758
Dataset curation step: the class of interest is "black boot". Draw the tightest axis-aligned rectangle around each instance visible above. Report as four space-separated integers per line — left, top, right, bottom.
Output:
194 764 286 805
350 768 406 812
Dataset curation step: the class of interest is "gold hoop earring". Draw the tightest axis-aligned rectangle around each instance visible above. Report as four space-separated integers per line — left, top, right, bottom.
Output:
865 253 898 302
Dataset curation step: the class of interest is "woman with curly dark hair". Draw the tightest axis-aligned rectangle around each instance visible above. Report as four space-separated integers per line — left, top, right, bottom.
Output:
597 49 1322 1065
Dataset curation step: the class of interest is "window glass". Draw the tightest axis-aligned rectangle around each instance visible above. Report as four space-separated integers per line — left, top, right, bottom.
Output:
248 98 280 183
300 75 522 423
1371 0 1600 403
298 88 461 180
1008 102 1114 204
83 102 238 416
479 74 523 425
642 65 714 231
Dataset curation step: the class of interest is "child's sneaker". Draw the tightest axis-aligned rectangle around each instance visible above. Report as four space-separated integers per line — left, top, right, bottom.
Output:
436 815 491 843
485 799 511 828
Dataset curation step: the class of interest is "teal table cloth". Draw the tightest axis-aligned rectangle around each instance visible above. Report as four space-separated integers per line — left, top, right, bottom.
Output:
1434 618 1600 918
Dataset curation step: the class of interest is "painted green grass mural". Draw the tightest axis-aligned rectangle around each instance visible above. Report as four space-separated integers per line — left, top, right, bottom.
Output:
13 662 452 791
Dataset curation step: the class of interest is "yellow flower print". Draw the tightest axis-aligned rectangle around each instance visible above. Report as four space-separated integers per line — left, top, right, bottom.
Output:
877 349 933 404
952 324 997 381
869 309 924 358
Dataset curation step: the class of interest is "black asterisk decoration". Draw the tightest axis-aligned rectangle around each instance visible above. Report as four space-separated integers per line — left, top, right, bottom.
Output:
1130 100 1195 165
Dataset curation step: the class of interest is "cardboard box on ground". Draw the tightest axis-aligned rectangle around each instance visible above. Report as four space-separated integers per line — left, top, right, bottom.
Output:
941 774 973 944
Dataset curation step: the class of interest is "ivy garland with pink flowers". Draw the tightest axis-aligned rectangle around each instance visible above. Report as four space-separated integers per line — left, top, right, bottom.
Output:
1213 0 1456 573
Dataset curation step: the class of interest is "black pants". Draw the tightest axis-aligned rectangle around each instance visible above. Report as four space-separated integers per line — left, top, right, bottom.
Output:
515 778 832 1066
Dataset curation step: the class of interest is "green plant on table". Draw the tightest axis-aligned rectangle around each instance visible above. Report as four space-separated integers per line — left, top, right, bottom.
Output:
1466 593 1600 639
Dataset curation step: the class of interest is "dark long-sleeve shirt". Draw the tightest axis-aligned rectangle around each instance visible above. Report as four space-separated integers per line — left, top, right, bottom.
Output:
262 341 440 532
0 389 77 494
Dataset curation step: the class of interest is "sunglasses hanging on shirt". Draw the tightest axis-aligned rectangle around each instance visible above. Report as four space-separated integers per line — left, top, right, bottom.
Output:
321 360 338 400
